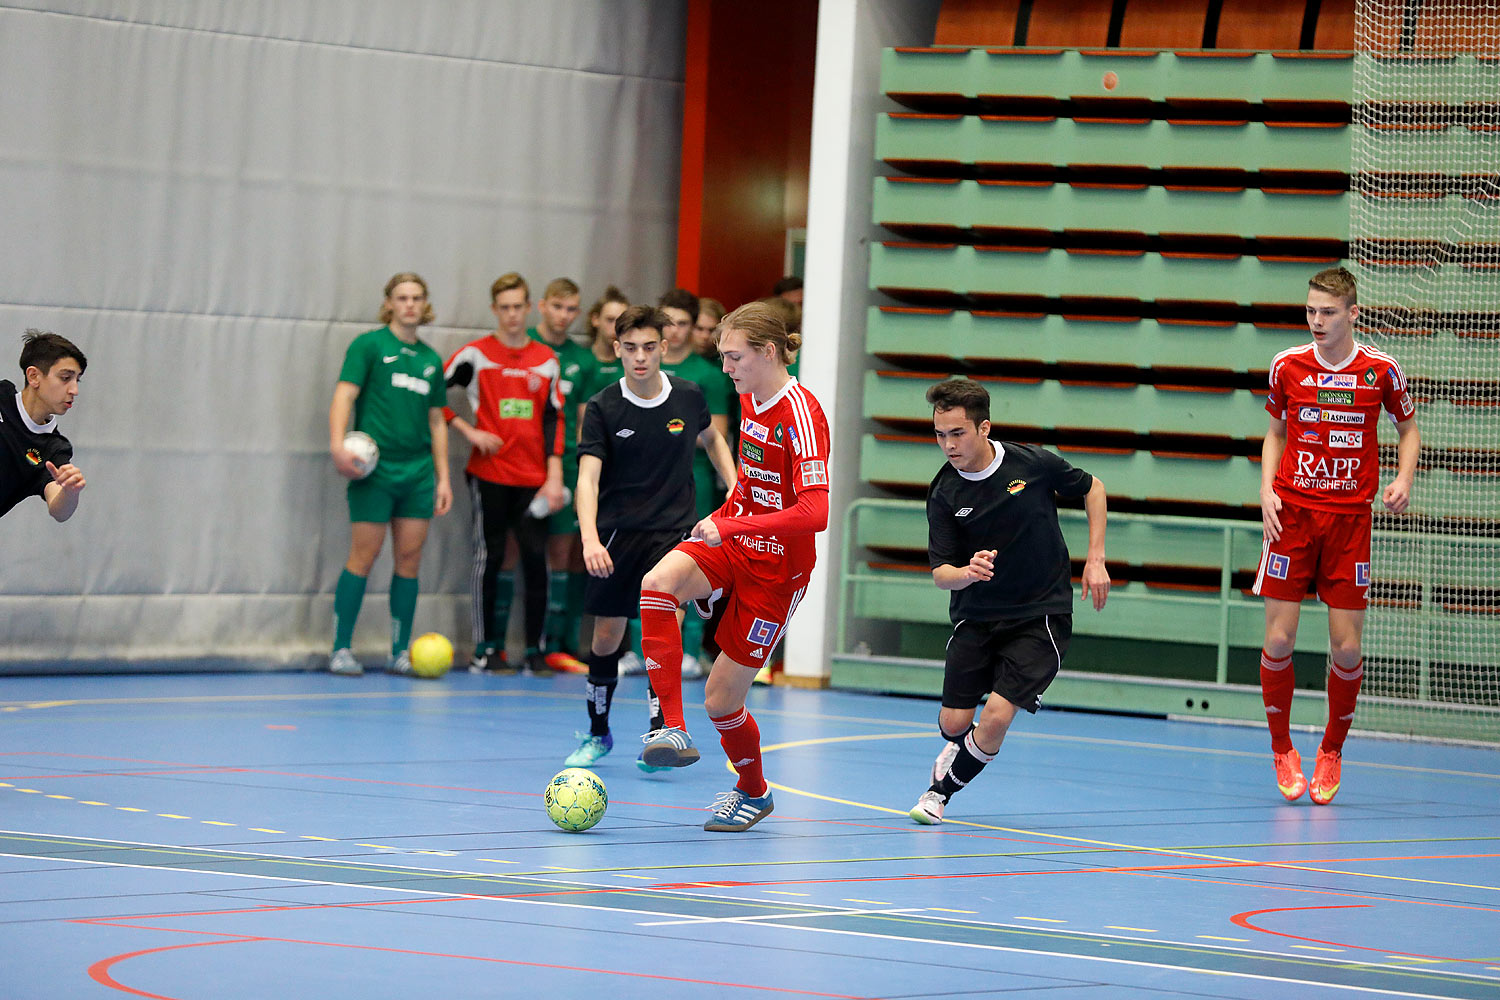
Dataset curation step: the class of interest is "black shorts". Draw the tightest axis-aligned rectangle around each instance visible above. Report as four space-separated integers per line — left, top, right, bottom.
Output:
941 613 1072 713
584 528 688 618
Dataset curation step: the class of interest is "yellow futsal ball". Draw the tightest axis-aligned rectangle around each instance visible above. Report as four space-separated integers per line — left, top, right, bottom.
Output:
545 768 608 832
409 632 453 678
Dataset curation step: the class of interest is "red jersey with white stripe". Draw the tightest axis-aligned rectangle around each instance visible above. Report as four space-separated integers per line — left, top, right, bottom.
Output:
443 336 564 487
1265 341 1415 513
714 377 831 582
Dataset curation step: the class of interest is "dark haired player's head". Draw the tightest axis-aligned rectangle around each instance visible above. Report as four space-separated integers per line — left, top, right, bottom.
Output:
614 305 668 343
772 275 803 297
926 377 989 429
658 288 699 317
1309 266 1357 307
19 330 87 379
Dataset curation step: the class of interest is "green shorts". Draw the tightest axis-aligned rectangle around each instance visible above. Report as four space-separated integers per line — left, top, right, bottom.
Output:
347 455 435 523
545 457 580 536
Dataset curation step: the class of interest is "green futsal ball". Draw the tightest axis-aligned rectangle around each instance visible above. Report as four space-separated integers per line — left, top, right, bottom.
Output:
545 767 607 832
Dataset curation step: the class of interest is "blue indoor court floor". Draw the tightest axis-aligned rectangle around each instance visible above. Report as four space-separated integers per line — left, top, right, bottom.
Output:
2 668 1498 999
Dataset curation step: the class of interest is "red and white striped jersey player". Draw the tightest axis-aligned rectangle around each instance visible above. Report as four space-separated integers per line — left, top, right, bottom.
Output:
635 300 830 833
1255 266 1420 809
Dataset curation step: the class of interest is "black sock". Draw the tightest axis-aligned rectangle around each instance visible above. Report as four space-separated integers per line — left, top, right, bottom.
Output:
935 729 998 801
646 679 665 732
585 648 622 737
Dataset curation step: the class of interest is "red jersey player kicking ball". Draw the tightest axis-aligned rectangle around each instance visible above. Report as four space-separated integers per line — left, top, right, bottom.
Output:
635 301 830 832
1256 266 1420 805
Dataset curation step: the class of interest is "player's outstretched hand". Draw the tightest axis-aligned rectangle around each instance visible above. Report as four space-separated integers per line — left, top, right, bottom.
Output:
583 539 614 577
1081 557 1110 611
46 461 85 495
964 549 996 583
1382 478 1412 514
468 428 503 455
690 516 723 547
1260 487 1283 542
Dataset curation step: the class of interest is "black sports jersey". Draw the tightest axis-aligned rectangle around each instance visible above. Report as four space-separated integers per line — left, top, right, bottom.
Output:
927 441 1093 622
579 373 710 533
0 379 72 517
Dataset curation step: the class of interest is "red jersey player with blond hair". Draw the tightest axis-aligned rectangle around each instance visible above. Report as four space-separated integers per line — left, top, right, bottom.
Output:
1256 266 1420 805
635 300 830 832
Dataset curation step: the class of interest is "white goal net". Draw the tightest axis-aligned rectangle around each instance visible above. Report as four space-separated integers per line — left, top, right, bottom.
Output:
1353 0 1500 741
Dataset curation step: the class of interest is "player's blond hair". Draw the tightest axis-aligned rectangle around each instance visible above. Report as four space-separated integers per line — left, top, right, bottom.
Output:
1309 266 1357 307
490 272 529 303
716 301 802 366
543 277 580 300
380 272 435 326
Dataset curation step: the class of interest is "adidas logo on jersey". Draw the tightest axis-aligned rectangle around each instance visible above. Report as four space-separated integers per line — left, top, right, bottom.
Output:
955 507 973 517
750 648 764 658
1300 375 1316 386
616 428 634 438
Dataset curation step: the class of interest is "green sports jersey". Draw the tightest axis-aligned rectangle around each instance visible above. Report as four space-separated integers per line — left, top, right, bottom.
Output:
339 327 446 462
582 354 622 401
662 352 732 417
530 328 595 458
662 351 734 503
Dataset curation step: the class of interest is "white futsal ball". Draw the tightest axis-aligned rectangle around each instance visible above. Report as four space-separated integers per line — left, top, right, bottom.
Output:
343 431 379 479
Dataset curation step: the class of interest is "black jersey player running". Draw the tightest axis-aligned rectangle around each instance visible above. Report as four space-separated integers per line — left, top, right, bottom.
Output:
912 377 1110 824
1 331 88 523
566 306 736 769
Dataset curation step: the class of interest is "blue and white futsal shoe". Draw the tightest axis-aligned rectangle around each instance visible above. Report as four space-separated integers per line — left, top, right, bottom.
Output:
640 727 701 768
703 788 775 832
565 732 613 767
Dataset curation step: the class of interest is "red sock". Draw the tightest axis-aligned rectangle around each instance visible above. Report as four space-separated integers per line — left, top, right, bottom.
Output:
1260 649 1296 754
639 590 684 729
1322 658 1364 753
712 707 766 796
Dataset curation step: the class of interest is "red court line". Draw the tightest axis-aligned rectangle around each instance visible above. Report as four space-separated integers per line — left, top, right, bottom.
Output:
1135 870 1500 915
1233 904 1500 967
644 851 1500 891
89 939 258 999
81 918 871 1000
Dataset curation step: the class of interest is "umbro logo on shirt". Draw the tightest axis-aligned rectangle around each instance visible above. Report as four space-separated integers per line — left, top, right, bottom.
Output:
955 507 973 517
616 429 634 438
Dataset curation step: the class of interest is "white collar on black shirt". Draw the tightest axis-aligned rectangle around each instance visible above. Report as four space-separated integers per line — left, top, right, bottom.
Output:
620 372 672 408
957 440 1006 482
13 390 57 434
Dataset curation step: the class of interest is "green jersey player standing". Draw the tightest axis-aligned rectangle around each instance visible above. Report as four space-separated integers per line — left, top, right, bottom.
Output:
328 272 452 676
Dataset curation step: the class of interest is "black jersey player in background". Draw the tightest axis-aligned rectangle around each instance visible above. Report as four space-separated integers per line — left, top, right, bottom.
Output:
565 305 736 770
1 330 88 523
911 377 1110 825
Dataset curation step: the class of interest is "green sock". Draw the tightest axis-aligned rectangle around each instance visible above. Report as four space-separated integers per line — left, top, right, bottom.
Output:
564 571 587 653
389 574 419 655
493 570 515 643
681 611 704 659
333 569 368 651
545 570 569 649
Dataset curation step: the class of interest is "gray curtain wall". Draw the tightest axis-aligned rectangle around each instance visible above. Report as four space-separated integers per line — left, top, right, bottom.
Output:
0 1 686 666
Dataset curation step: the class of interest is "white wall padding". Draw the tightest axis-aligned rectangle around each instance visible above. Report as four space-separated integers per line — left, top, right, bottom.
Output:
0 1 686 666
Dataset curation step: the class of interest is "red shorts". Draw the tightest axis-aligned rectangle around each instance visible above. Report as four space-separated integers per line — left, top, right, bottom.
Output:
675 538 811 667
1253 503 1371 610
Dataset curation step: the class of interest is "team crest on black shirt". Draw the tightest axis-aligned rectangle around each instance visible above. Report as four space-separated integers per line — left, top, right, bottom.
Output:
25 449 41 466
1007 479 1027 494
667 418 685 435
